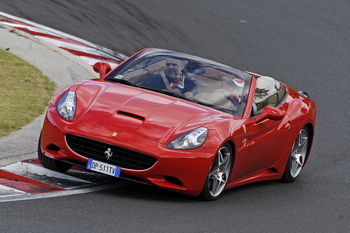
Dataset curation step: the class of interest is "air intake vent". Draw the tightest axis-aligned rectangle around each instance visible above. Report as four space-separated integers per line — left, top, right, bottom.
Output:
66 134 157 170
117 111 145 121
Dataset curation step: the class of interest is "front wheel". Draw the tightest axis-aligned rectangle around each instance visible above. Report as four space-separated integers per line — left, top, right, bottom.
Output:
200 143 233 201
282 126 309 182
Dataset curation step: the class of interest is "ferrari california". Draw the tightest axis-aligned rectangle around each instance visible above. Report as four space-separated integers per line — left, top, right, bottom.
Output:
38 48 317 200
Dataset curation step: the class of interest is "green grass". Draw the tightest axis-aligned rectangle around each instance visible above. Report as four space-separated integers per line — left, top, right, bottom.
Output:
0 48 56 138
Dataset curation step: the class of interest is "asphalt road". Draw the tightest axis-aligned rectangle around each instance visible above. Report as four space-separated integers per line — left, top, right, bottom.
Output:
0 0 349 232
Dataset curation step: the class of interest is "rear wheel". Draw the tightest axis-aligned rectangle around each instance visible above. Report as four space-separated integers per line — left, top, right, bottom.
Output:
38 135 72 172
200 143 233 201
282 126 309 182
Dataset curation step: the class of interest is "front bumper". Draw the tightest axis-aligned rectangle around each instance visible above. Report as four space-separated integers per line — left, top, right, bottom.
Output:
40 106 217 196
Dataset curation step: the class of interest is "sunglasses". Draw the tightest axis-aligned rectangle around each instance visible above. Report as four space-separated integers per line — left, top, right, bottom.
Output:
166 63 179 67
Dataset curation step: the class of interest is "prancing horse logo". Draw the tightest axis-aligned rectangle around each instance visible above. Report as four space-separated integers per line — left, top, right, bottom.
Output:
104 148 113 159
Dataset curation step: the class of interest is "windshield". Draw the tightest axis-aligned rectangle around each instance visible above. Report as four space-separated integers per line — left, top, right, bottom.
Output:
105 49 252 116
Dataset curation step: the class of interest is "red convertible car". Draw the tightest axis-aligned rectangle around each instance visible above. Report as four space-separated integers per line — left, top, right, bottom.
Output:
38 48 317 200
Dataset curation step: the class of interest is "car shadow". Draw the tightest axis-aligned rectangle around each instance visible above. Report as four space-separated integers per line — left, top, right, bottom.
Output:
98 179 286 203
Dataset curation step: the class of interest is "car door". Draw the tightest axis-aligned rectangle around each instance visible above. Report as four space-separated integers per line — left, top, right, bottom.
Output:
243 113 290 175
243 76 291 175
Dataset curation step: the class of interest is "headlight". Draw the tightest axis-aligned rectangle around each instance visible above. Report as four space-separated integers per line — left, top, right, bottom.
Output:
57 91 76 121
167 127 208 150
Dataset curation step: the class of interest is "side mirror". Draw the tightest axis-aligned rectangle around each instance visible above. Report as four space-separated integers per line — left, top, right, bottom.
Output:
254 106 284 124
93 62 112 79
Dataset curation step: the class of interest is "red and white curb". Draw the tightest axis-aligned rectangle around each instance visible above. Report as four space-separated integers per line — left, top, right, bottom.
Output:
0 11 128 69
0 159 127 202
0 12 130 202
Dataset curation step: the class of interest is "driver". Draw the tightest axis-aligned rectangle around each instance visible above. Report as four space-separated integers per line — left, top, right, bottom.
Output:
141 58 197 97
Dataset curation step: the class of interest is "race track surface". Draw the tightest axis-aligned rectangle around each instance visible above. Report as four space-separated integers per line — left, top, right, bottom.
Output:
0 0 349 232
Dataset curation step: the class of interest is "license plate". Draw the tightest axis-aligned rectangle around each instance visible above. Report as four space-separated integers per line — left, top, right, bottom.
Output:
86 159 121 177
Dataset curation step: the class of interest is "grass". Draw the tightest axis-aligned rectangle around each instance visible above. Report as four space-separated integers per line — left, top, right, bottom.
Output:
0 48 56 138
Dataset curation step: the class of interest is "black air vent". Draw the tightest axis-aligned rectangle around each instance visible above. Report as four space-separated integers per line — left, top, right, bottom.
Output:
117 111 145 121
66 134 157 170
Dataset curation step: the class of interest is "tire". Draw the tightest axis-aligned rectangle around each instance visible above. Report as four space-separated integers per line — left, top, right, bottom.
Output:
38 135 72 172
200 143 233 201
282 126 309 182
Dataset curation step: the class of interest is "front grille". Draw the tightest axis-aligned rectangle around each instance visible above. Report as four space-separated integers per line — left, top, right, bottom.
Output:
66 134 157 170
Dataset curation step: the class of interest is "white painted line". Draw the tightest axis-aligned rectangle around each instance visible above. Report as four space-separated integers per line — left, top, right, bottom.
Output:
0 181 129 203
0 184 27 196
2 162 92 184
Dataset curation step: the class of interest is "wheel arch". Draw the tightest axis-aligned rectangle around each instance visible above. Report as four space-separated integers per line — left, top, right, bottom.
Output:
224 140 236 177
304 122 315 165
226 140 236 161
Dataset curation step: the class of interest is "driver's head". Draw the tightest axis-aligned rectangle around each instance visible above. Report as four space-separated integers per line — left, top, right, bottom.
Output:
165 58 185 82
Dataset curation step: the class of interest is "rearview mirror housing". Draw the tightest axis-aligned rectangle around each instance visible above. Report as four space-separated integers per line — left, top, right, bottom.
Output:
93 62 112 79
254 106 284 124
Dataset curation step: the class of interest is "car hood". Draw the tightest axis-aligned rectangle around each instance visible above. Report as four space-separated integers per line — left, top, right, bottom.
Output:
73 81 233 146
